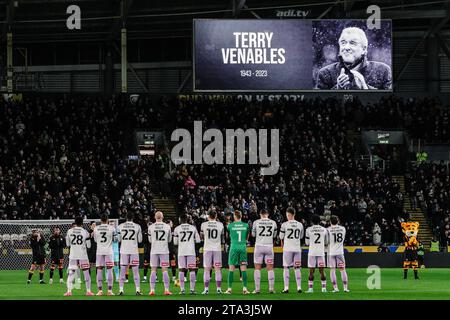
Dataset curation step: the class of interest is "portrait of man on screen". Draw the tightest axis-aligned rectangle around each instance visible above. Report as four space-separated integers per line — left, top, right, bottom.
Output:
315 27 392 90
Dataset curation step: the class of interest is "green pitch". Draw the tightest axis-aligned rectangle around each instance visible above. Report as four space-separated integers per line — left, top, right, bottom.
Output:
1 268 450 300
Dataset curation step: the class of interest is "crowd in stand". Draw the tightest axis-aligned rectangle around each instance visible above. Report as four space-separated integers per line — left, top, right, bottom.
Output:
0 95 170 221
173 96 407 246
347 95 450 142
406 162 450 248
1 94 450 247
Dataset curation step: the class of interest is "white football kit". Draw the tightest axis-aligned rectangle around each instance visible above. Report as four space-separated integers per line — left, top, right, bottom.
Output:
305 225 329 268
280 220 304 267
66 226 91 269
327 225 346 268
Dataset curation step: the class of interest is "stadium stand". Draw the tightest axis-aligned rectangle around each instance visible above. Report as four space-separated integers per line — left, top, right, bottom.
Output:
172 96 407 246
0 95 165 221
2 94 440 246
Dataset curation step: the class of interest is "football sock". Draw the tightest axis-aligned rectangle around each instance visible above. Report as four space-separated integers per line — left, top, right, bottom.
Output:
254 269 261 291
163 271 170 291
97 268 103 290
190 271 196 291
204 269 211 289
114 265 119 280
215 269 222 288
106 268 113 290
340 269 348 289
67 270 75 292
179 271 185 290
241 270 248 288
330 268 337 289
268 270 275 291
150 271 157 291
75 269 81 281
119 265 127 290
283 268 290 289
83 269 91 291
227 271 234 288
295 268 302 289
132 266 140 290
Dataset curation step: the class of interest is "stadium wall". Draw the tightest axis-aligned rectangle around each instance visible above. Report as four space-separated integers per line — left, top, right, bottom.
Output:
221 252 450 268
116 251 450 269
2 249 450 269
226 252 450 268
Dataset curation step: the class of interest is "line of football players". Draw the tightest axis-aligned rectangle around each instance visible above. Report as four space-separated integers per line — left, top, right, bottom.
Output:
60 206 348 296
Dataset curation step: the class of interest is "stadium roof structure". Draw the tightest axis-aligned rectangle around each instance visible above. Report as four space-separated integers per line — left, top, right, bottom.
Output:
0 0 449 94
0 0 450 43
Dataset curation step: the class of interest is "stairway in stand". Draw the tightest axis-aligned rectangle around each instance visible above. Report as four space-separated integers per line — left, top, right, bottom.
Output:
392 175 433 251
153 197 178 222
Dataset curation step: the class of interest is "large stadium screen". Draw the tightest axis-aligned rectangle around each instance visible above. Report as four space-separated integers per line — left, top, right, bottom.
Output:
193 19 392 92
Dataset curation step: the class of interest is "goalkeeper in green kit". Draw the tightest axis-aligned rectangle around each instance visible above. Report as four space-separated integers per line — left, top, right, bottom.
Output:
225 210 250 294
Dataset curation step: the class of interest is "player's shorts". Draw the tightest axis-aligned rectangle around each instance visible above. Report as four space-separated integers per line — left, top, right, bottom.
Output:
51 257 64 266
404 249 418 261
150 254 170 268
308 255 326 268
32 255 45 265
178 255 197 269
120 253 140 266
51 253 63 261
203 251 222 268
228 248 247 266
327 254 346 268
254 246 274 265
68 259 90 270
96 254 115 268
283 250 302 268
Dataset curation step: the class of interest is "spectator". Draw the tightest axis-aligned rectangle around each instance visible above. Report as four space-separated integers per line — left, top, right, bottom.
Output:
372 222 382 245
430 236 440 252
4 95 442 247
357 198 368 218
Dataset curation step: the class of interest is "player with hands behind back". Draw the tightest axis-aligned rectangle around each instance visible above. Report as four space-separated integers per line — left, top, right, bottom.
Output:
117 211 143 295
305 214 329 293
173 214 201 295
148 211 173 296
64 216 93 296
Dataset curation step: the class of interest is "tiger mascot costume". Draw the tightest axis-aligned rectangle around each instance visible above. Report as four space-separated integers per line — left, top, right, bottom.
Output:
401 222 420 279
